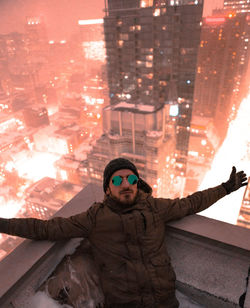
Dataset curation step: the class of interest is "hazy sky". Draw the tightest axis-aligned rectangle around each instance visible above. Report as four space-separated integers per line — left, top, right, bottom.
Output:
0 0 223 40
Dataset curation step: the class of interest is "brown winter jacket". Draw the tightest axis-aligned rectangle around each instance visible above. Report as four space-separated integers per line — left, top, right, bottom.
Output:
0 184 227 307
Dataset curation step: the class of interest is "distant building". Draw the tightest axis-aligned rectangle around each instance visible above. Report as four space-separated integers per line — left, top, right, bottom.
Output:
24 177 82 219
187 12 250 194
193 13 250 143
24 16 48 59
0 32 27 65
103 1 203 167
0 113 24 134
88 102 178 198
55 154 90 187
0 89 11 114
78 19 104 42
23 106 49 128
33 124 88 155
223 0 250 13
237 180 250 228
85 0 203 197
78 19 105 63
184 116 219 195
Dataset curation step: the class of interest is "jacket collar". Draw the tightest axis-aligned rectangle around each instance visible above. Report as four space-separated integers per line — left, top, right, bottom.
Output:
103 189 151 214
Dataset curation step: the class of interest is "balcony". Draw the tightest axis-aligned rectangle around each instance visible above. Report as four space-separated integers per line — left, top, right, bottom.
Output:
0 183 249 308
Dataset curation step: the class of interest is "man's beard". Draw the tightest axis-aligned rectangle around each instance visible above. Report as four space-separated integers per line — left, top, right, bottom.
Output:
110 190 138 206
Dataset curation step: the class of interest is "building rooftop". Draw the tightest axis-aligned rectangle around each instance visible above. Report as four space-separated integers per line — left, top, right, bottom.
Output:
105 102 163 114
0 184 249 308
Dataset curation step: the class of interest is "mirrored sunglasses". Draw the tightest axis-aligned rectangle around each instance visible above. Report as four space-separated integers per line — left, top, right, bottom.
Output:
112 174 139 186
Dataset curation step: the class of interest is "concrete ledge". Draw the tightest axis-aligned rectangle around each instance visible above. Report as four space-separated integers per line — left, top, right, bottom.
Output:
167 214 250 253
166 215 250 308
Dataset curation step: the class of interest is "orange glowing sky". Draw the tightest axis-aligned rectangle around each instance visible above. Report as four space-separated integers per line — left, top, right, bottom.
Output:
0 0 223 40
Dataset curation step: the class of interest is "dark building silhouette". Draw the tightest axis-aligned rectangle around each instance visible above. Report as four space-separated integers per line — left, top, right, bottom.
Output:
23 107 49 128
193 13 250 143
223 0 250 13
24 16 48 59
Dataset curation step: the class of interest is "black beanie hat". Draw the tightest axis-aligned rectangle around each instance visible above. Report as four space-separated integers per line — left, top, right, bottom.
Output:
103 158 139 193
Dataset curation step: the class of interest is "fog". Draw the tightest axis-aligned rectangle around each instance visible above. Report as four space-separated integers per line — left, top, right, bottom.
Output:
0 0 104 40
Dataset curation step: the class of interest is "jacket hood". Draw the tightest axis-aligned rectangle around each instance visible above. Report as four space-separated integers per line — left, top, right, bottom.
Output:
137 178 152 194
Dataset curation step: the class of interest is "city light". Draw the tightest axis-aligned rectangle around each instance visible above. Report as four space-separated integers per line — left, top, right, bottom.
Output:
205 17 226 23
169 105 179 116
78 19 103 25
0 198 25 219
82 41 106 62
199 92 250 224
14 151 59 182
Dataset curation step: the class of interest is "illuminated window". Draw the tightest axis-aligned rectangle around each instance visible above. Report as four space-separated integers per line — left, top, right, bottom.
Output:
117 40 124 47
153 9 161 17
140 0 153 8
146 55 153 61
146 73 153 79
60 170 68 181
159 81 167 86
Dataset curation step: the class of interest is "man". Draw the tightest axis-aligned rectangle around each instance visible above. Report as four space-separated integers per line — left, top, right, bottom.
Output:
0 158 248 307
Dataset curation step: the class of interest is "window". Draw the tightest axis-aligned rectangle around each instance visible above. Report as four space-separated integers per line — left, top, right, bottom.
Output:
140 0 153 7
120 33 128 40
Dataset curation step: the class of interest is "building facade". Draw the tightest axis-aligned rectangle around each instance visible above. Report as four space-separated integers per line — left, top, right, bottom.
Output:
237 180 250 228
224 0 250 13
193 13 250 143
85 0 204 197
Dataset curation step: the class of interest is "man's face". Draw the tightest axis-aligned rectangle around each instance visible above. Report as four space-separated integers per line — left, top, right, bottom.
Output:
106 169 138 205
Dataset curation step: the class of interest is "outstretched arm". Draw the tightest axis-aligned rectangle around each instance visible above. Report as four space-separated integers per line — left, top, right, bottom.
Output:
0 210 95 241
155 166 248 222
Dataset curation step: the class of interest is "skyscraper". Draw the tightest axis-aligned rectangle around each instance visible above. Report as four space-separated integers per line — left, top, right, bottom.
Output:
104 0 203 157
86 0 203 197
24 16 48 59
224 0 250 13
185 11 250 195
193 13 250 142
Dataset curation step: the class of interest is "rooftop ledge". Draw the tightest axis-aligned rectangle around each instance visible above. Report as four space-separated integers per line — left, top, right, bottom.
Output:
0 184 249 308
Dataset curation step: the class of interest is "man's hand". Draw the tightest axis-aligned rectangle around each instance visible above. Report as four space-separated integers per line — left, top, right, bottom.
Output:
222 166 248 194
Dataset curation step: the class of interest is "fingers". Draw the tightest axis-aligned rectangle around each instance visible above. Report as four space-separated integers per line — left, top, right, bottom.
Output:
234 169 248 189
230 166 237 179
237 171 247 180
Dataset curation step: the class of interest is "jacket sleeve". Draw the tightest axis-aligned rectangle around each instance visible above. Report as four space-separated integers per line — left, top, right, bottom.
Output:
0 207 96 241
154 184 227 223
